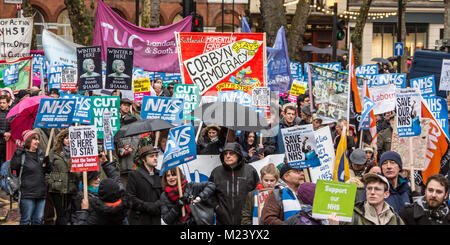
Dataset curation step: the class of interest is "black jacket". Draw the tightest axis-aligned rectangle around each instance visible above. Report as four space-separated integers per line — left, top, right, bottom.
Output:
398 198 450 225
160 181 216 225
10 148 52 199
209 142 259 225
126 167 162 225
0 108 10 145
197 137 222 155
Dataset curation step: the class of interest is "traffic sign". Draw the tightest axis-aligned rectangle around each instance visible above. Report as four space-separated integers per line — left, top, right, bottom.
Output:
394 42 404 57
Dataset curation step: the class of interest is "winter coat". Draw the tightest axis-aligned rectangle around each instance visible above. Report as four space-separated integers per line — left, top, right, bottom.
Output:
115 134 141 174
0 108 10 145
345 201 404 225
209 142 259 225
385 175 412 214
261 180 301 225
399 196 450 225
160 181 216 225
377 126 393 160
197 137 222 155
34 128 61 153
10 148 52 199
47 149 80 194
241 184 272 225
126 167 162 225
285 205 326 225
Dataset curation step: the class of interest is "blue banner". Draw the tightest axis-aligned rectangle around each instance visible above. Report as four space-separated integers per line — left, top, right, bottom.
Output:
2 63 19 86
241 17 251 33
31 53 47 78
217 90 264 115
267 26 292 93
359 96 375 130
60 94 92 124
141 96 184 125
160 123 197 176
355 64 378 76
423 96 450 140
34 98 76 128
365 73 406 88
290 61 303 79
410 75 436 97
48 72 62 90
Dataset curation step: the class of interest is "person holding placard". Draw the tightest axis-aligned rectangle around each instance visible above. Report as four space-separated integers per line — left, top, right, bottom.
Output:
160 167 216 225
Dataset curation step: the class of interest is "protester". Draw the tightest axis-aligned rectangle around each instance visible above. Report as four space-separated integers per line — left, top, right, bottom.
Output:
209 142 259 225
364 164 382 175
1 87 15 106
333 119 356 153
166 81 177 97
0 95 11 164
399 174 450 225
11 130 52 225
285 182 328 225
377 112 395 160
119 98 137 126
47 129 81 225
261 163 304 225
197 124 222 155
238 131 264 163
299 105 313 125
126 145 162 225
153 81 164 97
49 88 60 98
347 149 367 203
11 89 30 108
241 163 279 225
363 144 376 167
131 100 142 120
160 167 216 225
277 104 301 153
311 114 323 130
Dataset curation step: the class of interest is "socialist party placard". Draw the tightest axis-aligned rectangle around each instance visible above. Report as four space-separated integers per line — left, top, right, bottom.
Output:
90 96 120 139
106 47 134 90
34 98 76 128
141 96 184 125
77 46 103 91
69 125 99 172
396 88 422 137
281 124 321 169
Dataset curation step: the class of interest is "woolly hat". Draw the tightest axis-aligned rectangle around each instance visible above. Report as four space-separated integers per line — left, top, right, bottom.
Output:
297 182 316 206
350 149 367 165
301 105 313 116
87 171 101 183
379 151 403 169
22 129 37 142
98 178 122 203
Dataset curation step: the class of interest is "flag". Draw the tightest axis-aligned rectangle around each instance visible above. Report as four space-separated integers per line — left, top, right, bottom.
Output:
421 101 449 185
241 17 251 33
333 127 350 182
363 79 378 151
349 43 362 113
266 26 292 93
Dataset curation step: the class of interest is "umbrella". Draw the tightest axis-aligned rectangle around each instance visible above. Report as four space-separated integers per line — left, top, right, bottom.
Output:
114 119 175 140
302 43 322 53
7 95 50 119
190 102 270 132
371 57 390 64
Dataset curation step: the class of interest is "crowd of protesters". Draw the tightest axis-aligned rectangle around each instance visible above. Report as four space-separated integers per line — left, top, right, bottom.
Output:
1 82 449 226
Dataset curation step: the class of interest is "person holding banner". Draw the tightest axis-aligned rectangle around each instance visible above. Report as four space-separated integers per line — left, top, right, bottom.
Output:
11 130 53 225
160 167 216 225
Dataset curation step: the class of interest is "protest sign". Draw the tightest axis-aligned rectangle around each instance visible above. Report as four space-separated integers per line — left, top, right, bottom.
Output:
42 29 82 67
267 26 292 93
31 50 46 78
102 111 114 151
439 59 450 91
423 96 450 140
77 46 103 91
141 96 184 125
312 180 357 222
396 88 422 137
69 125 99 172
160 124 197 176
251 87 270 109
355 64 378 76
290 61 302 79
176 32 266 95
34 98 76 128
287 77 307 103
0 56 32 92
281 124 321 169
306 63 342 74
48 71 61 90
0 17 33 61
217 90 264 115
365 73 406 88
309 126 335 183
173 84 200 121
93 0 192 73
369 83 396 115
410 75 436 97
60 94 91 124
90 96 120 139
61 67 77 91
105 47 134 90
133 78 151 101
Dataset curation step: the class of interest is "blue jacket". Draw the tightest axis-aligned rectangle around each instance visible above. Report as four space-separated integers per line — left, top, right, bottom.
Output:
385 175 412 214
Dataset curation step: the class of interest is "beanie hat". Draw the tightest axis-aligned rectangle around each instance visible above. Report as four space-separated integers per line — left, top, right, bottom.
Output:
350 149 366 165
379 151 402 169
22 129 37 142
297 182 316 206
87 171 101 183
98 178 121 203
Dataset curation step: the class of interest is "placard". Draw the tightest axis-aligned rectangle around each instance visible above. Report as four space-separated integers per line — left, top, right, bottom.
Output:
251 87 270 108
105 47 134 90
69 125 99 172
140 96 184 125
103 111 114 151
133 78 151 101
439 59 450 91
410 75 436 97
369 84 396 115
61 67 77 91
173 84 200 121
396 88 421 137
90 96 120 139
309 126 335 183
77 46 102 91
34 98 76 128
60 94 91 124
281 124 321 169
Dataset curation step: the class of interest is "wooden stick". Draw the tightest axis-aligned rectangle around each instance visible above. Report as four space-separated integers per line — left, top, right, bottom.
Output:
359 130 364 149
303 168 311 183
154 131 160 148
408 137 416 192
176 167 186 217
109 150 113 163
45 128 55 157
83 171 88 201
195 121 203 144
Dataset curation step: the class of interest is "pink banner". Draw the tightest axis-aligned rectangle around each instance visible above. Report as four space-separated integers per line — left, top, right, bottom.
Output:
93 0 192 73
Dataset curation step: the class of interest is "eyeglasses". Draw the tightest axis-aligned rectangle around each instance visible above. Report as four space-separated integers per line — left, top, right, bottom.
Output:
366 186 384 193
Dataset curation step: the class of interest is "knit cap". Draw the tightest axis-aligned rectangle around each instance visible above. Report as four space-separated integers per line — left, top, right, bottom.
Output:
22 129 37 142
98 178 122 203
297 182 316 206
379 151 403 169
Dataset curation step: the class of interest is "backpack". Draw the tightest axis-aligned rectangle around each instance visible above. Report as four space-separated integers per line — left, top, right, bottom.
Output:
1 154 26 200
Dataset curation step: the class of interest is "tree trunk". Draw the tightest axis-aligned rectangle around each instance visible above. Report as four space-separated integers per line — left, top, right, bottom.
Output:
259 0 286 46
287 0 310 61
400 0 408 72
64 0 94 46
350 0 373 67
141 0 151 28
150 0 161 27
22 0 37 50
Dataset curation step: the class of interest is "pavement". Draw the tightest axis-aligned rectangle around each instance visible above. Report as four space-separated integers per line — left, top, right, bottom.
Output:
0 190 20 225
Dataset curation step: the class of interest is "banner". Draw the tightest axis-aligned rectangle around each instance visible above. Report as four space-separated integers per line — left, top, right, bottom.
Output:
290 61 302 79
355 64 378 76
160 123 197 176
133 78 151 101
103 111 114 151
141 96 184 125
0 56 32 92
410 75 436 97
309 126 335 183
48 71 61 90
281 124 321 169
0 17 33 61
90 96 120 139
60 94 91 124
312 180 357 222
31 50 46 78
42 29 82 67
423 96 450 140
105 47 134 90
266 26 292 93
34 98 76 128
369 84 396 115
61 67 77 91
77 46 103 91
396 88 421 137
365 73 406 88
439 59 450 91
93 0 192 73
176 32 266 95
173 84 200 121
69 125 99 172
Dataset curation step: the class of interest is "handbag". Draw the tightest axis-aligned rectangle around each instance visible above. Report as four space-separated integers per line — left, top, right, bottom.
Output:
188 200 215 225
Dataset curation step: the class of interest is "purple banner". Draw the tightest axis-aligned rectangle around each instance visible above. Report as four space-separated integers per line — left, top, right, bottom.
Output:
93 0 192 73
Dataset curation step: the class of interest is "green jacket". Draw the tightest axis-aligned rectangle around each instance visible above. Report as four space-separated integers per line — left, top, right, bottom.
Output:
345 201 405 225
47 149 80 194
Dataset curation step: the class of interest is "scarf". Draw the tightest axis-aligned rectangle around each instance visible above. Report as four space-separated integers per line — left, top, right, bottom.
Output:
164 180 191 223
280 187 302 221
418 195 449 224
63 146 71 158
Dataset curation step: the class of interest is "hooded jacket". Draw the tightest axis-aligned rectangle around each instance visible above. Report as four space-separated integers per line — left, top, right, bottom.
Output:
209 142 259 225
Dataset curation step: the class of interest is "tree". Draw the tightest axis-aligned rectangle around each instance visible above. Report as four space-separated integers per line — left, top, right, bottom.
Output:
141 0 151 27
400 0 408 72
64 0 94 46
141 0 160 28
287 0 311 61
22 0 36 50
259 0 287 46
350 0 373 67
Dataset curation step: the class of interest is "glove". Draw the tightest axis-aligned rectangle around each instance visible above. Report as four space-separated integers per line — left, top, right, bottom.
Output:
176 199 185 208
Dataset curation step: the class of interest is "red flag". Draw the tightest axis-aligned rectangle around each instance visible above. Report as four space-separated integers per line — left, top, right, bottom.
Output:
349 43 362 113
421 101 448 185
